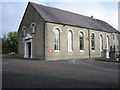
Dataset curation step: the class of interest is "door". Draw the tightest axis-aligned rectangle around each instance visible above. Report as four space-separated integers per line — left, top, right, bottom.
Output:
28 42 31 58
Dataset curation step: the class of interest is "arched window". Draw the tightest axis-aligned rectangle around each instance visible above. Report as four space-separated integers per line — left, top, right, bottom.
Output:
100 34 103 51
54 28 60 51
112 34 115 40
91 33 95 50
68 30 73 52
106 35 110 58
22 26 26 36
106 35 110 50
116 34 118 40
31 22 36 34
80 32 84 50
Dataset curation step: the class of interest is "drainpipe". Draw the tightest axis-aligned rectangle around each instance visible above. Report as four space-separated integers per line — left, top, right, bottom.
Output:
88 29 91 58
44 21 46 60
118 33 120 61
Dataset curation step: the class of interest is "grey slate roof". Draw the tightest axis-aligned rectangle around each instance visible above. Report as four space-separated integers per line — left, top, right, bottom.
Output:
30 2 119 33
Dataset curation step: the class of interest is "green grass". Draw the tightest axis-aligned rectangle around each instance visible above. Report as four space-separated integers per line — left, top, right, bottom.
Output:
0 54 10 56
96 58 120 63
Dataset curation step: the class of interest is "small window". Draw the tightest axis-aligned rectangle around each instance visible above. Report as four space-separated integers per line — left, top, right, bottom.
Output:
80 32 84 50
116 34 118 40
91 33 95 50
112 34 115 40
22 26 26 36
54 28 60 51
31 22 36 34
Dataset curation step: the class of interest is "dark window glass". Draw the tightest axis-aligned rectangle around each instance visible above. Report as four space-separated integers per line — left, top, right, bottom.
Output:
80 32 84 50
91 33 95 50
54 29 60 51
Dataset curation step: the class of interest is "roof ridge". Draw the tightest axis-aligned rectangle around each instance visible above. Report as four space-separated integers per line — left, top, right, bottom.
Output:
29 2 119 33
30 2 104 22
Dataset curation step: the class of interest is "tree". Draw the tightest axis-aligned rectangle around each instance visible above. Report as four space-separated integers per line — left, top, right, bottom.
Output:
2 32 18 54
2 35 9 54
7 32 18 54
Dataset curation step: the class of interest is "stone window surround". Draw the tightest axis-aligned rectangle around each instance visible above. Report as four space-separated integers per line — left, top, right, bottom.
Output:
66 28 74 52
52 27 61 52
78 30 85 52
99 33 104 51
30 22 36 34
90 32 96 51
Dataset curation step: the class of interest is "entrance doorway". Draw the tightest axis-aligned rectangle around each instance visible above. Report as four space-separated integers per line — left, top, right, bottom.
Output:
24 34 33 59
27 42 31 58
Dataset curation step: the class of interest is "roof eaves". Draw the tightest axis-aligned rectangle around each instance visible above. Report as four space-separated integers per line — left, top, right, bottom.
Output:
46 21 118 33
29 2 119 34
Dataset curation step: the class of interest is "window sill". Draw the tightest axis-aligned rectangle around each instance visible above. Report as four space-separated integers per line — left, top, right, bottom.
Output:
91 50 95 52
80 50 84 52
68 51 74 52
100 50 103 52
54 50 61 52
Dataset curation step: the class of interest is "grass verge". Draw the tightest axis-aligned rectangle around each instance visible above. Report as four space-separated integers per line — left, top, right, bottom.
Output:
96 58 120 63
0 54 10 56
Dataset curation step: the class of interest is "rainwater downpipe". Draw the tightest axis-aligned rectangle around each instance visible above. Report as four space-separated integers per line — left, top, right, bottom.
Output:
88 29 91 58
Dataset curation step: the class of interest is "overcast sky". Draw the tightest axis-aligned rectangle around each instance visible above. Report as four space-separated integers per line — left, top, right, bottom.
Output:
1 0 120 37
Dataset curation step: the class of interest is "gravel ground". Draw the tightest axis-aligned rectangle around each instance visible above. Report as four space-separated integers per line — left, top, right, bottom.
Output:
2 56 119 88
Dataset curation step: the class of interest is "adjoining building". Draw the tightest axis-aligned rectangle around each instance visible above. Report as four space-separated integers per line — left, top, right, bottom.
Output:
18 2 120 60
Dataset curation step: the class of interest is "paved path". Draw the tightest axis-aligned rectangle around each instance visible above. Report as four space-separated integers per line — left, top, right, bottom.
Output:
2 56 119 88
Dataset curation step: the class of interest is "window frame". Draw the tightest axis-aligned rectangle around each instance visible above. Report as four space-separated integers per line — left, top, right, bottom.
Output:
112 33 115 40
99 34 103 51
106 35 110 50
22 26 26 36
79 31 85 52
30 22 36 34
52 27 62 52
91 32 95 51
66 29 74 52
116 34 118 40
